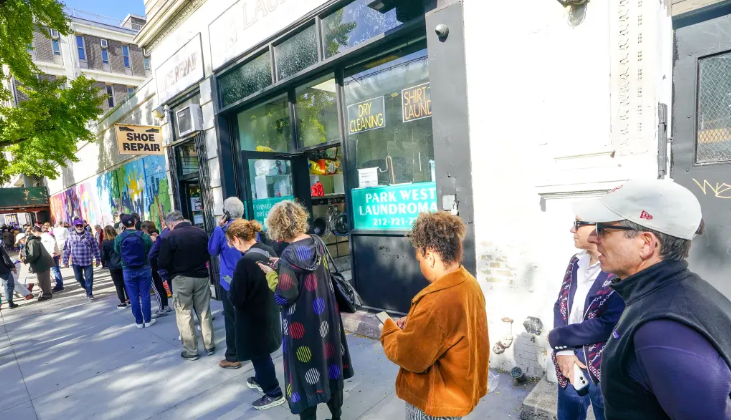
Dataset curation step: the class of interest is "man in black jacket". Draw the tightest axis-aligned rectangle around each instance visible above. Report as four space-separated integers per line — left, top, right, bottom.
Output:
582 180 731 420
0 243 18 308
158 211 214 361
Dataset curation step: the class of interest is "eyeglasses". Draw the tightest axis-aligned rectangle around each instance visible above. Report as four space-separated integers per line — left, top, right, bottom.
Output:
573 221 595 230
595 222 636 237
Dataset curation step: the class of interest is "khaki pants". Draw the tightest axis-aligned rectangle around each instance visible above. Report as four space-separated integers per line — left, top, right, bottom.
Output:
172 275 214 356
36 270 52 298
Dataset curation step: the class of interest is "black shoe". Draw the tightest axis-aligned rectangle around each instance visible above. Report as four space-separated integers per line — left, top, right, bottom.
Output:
181 352 199 361
8 303 18 309
252 394 285 410
117 302 127 309
52 287 64 292
246 377 263 392
38 296 52 301
206 347 215 356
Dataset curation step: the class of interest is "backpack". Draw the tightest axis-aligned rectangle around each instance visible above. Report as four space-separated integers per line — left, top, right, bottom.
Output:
120 231 146 268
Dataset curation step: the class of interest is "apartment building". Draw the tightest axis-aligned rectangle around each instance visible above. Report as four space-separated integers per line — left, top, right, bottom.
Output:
12 11 150 113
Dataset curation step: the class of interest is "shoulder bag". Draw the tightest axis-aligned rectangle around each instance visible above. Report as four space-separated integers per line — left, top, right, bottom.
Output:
312 235 362 313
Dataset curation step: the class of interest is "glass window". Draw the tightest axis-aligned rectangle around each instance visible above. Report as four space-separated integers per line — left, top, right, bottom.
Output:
176 142 199 176
219 51 272 108
122 45 130 68
275 25 318 80
236 96 290 152
322 0 419 59
144 57 150 70
344 43 436 231
697 52 731 164
76 35 85 61
101 48 109 65
248 158 294 228
295 76 339 148
106 85 114 108
52 39 60 55
127 87 135 97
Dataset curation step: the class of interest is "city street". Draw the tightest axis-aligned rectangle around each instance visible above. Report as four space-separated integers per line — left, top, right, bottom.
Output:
0 265 534 420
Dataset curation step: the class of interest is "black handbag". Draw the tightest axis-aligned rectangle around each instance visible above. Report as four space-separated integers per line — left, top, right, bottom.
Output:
313 235 362 313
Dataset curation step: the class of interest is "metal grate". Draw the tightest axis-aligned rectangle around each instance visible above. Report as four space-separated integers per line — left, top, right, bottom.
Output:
696 53 731 163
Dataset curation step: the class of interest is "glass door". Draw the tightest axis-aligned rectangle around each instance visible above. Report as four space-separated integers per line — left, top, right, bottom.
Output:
241 151 311 228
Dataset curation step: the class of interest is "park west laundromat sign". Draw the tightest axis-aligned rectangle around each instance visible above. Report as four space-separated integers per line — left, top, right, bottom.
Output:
115 124 164 155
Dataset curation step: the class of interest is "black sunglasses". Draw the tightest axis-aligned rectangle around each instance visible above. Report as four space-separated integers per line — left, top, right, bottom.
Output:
595 222 636 236
573 221 595 230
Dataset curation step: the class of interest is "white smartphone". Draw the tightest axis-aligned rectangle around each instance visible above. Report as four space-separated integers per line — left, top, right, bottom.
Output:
375 311 391 324
573 363 590 396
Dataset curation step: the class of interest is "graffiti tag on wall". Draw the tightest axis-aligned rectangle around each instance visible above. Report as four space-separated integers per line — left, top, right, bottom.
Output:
692 179 731 199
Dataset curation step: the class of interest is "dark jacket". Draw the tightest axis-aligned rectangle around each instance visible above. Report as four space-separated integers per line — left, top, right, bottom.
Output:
149 227 170 279
601 260 731 420
158 222 210 278
228 242 281 361
0 246 14 275
549 255 625 385
23 235 53 272
274 236 354 414
100 239 122 270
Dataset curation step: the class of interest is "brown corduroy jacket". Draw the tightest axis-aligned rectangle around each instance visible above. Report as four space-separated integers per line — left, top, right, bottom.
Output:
381 266 490 417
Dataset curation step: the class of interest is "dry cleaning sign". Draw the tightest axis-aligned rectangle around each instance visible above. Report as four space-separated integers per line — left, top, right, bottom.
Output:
347 97 386 134
115 124 164 155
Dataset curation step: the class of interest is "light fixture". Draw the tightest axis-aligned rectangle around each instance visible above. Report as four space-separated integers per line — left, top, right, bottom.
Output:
152 106 165 119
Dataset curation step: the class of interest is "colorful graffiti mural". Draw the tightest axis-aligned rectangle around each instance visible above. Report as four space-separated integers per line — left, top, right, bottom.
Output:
49 155 171 229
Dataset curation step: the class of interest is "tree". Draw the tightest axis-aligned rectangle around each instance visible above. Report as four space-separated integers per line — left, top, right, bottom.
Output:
0 0 105 183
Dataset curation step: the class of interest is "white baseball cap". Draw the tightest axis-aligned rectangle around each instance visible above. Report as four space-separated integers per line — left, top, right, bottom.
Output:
14 233 26 245
572 179 702 240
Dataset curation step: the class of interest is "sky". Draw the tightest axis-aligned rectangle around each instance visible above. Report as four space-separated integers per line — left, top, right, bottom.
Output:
60 0 146 24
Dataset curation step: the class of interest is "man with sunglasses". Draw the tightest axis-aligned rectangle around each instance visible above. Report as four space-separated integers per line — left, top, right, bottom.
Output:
580 179 731 420
548 213 625 420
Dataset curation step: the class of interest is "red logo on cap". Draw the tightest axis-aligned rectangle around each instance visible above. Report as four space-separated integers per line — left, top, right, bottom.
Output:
640 211 653 220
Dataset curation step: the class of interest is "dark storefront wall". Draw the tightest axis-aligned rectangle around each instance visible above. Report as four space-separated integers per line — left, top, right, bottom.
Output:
212 0 474 313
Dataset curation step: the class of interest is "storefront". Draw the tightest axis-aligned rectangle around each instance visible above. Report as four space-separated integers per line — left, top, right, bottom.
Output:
209 0 474 313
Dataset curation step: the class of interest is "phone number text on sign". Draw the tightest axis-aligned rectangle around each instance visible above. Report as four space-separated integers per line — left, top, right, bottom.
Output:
351 182 437 231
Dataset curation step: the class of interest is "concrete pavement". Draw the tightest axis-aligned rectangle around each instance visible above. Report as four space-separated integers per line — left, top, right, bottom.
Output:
0 264 534 420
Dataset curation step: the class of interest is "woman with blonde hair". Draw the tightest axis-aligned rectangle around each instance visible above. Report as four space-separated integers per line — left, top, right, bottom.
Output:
380 212 489 420
225 219 283 409
258 200 354 420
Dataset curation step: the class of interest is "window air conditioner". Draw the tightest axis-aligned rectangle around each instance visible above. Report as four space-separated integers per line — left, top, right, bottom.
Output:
50 29 60 39
143 48 151 57
100 39 108 48
176 104 203 137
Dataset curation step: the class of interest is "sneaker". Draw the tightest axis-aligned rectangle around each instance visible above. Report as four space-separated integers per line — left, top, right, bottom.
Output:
87 295 95 301
206 347 215 356
181 352 199 361
162 306 173 314
146 319 157 328
218 359 242 369
151 309 168 319
117 303 127 309
135 323 144 329
8 303 18 309
52 287 64 292
38 296 52 301
246 377 263 392
252 394 285 410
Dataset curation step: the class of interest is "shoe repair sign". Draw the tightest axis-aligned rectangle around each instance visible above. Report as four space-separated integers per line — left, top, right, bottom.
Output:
115 124 164 155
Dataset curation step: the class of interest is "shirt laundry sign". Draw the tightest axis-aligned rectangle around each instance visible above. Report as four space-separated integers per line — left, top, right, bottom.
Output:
402 82 431 122
115 124 164 155
351 182 437 230
347 97 386 134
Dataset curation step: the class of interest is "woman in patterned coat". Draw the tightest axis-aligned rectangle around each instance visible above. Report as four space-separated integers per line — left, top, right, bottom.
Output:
259 200 354 420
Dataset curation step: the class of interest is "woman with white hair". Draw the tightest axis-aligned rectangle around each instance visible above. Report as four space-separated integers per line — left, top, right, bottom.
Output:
208 196 250 369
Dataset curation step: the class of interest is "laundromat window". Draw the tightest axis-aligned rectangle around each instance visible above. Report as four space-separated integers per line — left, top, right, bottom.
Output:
295 76 339 148
237 95 290 153
321 0 423 59
344 42 437 231
275 24 319 81
218 51 273 108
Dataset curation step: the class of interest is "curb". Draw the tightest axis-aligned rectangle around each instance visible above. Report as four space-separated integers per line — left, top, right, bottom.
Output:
341 310 381 340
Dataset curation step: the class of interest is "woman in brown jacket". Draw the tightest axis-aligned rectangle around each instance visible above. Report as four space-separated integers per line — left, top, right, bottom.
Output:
381 212 489 420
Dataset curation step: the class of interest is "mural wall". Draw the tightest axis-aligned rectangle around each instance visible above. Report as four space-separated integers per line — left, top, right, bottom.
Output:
49 155 171 229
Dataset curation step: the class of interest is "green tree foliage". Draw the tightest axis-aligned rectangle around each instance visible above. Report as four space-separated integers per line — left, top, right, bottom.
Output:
0 0 105 182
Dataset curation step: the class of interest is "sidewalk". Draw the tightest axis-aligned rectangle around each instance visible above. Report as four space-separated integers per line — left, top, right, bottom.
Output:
0 264 534 420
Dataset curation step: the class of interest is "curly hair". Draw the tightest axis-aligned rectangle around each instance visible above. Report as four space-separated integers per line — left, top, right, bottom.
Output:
410 212 466 265
225 219 263 242
266 200 309 242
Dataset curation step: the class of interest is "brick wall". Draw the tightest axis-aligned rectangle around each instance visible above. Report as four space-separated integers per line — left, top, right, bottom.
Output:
13 78 28 103
83 34 104 70
107 39 125 74
96 81 110 112
113 84 128 109
130 16 147 29
129 45 146 77
32 27 54 63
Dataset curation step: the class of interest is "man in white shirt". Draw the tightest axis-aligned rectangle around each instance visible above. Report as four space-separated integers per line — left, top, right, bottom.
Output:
41 228 63 292
547 204 626 420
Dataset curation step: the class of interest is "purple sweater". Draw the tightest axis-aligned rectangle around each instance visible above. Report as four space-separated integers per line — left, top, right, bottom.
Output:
627 319 731 419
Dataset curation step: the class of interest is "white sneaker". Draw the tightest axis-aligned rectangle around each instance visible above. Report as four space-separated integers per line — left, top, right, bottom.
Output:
146 319 157 328
135 323 144 329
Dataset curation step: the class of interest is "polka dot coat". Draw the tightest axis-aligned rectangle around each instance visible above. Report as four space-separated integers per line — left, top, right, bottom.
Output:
275 236 354 414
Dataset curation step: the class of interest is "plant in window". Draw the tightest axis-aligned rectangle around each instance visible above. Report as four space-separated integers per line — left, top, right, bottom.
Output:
323 9 357 57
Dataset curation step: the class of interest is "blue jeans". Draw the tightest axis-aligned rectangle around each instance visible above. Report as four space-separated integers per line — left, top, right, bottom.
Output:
124 267 152 325
557 380 606 420
51 256 63 288
1 271 14 305
72 264 93 296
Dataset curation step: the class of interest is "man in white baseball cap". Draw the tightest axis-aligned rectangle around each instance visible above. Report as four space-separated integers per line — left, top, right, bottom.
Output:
579 179 731 420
